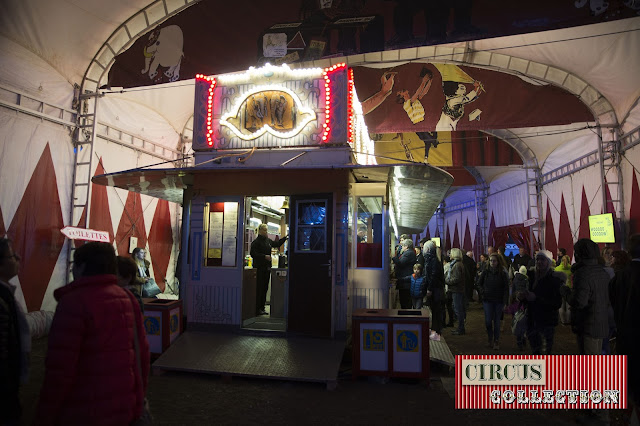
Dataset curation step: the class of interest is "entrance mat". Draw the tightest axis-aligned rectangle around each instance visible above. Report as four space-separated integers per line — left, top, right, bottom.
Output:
153 331 346 385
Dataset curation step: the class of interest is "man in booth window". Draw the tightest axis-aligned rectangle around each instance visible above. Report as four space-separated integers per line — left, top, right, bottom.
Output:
251 223 287 316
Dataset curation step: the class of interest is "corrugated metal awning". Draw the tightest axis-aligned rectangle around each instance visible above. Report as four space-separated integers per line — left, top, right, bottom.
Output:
93 162 453 235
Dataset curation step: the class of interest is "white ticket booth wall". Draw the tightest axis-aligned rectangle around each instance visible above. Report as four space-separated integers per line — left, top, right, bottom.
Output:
348 182 390 316
187 195 246 328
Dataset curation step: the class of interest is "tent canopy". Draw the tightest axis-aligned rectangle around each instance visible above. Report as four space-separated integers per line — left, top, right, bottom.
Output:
1 0 639 215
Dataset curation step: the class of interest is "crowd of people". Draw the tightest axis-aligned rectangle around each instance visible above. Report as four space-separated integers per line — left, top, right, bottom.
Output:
2 230 640 423
392 234 640 420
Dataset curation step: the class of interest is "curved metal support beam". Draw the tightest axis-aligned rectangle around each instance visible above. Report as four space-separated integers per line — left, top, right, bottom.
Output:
464 166 488 188
480 129 539 170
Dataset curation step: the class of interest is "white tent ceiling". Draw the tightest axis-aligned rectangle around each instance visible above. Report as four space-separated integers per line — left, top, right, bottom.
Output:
1 0 639 188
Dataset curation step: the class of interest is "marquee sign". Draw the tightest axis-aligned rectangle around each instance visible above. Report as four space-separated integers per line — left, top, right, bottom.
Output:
193 63 352 150
219 86 316 140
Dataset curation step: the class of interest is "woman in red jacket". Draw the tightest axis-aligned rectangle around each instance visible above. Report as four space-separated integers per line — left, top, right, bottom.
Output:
35 242 149 425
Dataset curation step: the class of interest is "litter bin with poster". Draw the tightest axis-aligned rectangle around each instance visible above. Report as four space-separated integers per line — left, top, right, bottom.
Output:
142 298 183 355
352 308 430 381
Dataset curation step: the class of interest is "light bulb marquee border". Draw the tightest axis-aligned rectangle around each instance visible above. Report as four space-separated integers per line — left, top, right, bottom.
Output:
196 63 350 148
195 74 217 146
321 63 347 143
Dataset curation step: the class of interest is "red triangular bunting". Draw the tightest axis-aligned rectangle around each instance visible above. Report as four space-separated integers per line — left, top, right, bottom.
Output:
453 222 460 249
629 171 640 235
444 223 451 252
8 144 65 311
115 192 147 256
558 194 574 259
487 212 496 248
148 200 172 293
578 187 591 240
463 219 472 252
0 204 5 237
545 199 558 257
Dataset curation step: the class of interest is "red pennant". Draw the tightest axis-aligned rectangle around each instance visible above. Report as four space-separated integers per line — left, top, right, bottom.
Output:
487 212 496 249
453 221 460 249
558 194 574 259
463 218 473 252
148 200 173 293
545 199 558 256
115 192 147 256
629 171 640 235
0 204 5 236
578 187 591 240
7 144 65 311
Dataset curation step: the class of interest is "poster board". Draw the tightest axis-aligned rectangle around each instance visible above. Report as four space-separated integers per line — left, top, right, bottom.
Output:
206 202 239 266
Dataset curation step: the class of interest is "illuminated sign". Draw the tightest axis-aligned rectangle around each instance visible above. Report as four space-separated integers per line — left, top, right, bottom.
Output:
194 63 351 150
219 86 316 140
588 213 615 243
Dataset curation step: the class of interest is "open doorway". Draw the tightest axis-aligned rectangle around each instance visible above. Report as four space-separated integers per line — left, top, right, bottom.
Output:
241 196 289 332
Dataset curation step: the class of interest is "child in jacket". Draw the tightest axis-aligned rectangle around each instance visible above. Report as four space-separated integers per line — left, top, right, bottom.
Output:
397 264 426 309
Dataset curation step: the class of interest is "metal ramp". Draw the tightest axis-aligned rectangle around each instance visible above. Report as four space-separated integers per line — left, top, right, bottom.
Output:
152 331 346 389
429 335 455 367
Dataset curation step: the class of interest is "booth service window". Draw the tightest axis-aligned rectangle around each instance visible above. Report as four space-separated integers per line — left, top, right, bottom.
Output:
204 202 238 267
356 196 382 268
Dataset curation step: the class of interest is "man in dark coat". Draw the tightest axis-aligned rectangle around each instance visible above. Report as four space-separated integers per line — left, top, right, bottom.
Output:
462 251 476 306
251 223 288 316
609 235 640 409
392 238 416 309
520 250 563 354
512 246 532 272
423 240 445 338
561 238 610 355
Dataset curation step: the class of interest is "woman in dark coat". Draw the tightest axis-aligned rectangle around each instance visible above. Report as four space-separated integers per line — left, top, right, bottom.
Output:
477 253 509 349
445 248 466 335
392 239 417 309
519 250 563 355
423 240 445 339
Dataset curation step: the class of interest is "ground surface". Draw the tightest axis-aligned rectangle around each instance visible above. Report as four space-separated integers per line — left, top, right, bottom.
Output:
19 302 628 425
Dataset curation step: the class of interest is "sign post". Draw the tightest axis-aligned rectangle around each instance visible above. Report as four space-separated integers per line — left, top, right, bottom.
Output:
60 226 110 242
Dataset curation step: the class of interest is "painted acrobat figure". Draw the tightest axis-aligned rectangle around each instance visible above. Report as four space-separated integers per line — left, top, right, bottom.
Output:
436 79 484 131
395 67 433 124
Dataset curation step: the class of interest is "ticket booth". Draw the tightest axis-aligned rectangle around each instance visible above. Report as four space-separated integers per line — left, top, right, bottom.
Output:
95 63 454 340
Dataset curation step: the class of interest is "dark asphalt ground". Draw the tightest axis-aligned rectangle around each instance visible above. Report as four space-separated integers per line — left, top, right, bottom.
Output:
19 302 630 425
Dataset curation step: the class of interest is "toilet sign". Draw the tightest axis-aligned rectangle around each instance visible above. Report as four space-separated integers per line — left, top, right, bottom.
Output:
60 226 110 242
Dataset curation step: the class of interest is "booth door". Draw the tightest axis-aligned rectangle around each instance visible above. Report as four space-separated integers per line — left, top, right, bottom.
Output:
288 194 333 337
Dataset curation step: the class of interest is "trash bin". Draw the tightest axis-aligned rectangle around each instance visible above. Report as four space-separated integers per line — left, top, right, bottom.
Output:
142 298 183 355
352 308 430 380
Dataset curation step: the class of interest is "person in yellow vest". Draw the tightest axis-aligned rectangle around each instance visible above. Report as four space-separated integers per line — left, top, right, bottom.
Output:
396 67 433 124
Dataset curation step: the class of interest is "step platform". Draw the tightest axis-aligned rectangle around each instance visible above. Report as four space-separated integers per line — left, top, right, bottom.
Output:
152 331 345 389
